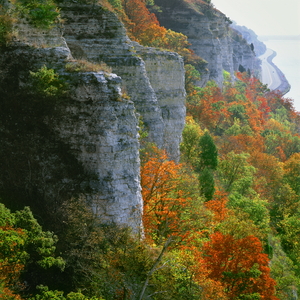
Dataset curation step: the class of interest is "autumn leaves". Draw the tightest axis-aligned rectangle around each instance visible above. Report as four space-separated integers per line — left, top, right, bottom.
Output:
139 63 300 298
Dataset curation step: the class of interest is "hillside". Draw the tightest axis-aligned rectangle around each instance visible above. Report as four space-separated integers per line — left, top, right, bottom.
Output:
0 0 300 299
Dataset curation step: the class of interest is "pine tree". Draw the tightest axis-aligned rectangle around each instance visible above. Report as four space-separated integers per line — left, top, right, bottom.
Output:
197 131 218 172
199 167 215 201
195 132 218 200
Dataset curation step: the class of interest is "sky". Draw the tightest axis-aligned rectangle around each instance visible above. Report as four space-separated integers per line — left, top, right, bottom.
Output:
212 0 300 36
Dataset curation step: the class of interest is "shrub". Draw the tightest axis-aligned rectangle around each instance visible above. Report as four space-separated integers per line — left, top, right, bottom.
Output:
16 0 60 29
0 9 15 46
29 65 68 98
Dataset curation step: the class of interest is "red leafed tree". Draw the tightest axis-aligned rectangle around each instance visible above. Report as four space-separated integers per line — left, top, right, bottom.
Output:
141 147 188 244
122 0 160 41
257 95 271 121
205 191 229 223
0 226 26 300
219 133 265 158
187 83 230 132
203 232 279 300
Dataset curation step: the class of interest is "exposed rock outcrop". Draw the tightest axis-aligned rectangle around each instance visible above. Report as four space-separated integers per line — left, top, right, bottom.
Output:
135 44 186 160
0 0 268 234
0 42 143 232
55 71 142 230
0 2 187 234
230 22 267 56
154 0 260 86
60 4 186 160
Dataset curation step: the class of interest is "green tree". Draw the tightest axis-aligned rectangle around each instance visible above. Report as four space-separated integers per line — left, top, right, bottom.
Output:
199 167 215 201
0 203 65 298
284 153 300 195
29 65 67 98
269 236 299 300
197 131 218 172
196 131 218 201
180 116 203 165
16 0 60 29
218 151 256 194
28 285 105 300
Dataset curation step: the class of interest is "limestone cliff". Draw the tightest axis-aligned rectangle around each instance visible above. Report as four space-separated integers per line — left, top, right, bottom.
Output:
0 0 265 233
60 3 186 160
230 22 267 56
0 42 143 232
0 2 186 233
154 0 261 86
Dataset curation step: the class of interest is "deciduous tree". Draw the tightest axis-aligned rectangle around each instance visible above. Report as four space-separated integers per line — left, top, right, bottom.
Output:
141 147 189 244
203 232 279 300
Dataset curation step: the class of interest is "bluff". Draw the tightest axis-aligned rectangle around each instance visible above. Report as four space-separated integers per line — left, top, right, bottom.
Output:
230 22 267 56
0 0 262 233
0 1 185 234
154 0 261 86
59 3 186 161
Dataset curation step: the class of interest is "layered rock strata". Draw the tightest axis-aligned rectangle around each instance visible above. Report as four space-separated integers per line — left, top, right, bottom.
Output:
230 23 267 56
135 44 186 160
0 42 143 232
154 0 259 86
56 70 142 230
60 4 186 160
0 2 187 233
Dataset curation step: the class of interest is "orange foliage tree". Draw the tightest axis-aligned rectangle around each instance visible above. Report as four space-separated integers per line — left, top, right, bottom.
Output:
203 232 279 300
141 147 189 244
122 0 161 41
283 152 300 196
120 0 198 61
187 82 230 132
0 226 27 300
205 191 229 224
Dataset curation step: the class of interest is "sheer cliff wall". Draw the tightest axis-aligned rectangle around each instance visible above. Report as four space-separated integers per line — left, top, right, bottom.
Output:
0 3 186 233
60 4 186 160
154 0 261 86
1 0 263 233
0 43 143 231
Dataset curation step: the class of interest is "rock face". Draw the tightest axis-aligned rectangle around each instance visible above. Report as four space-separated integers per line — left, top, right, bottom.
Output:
135 45 186 161
0 0 266 233
231 32 261 77
230 22 267 56
154 0 260 86
0 2 186 233
60 4 186 160
0 42 143 232
55 71 142 230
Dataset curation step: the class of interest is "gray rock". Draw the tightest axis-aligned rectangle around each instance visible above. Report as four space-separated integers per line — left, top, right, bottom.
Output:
154 0 260 87
0 2 186 234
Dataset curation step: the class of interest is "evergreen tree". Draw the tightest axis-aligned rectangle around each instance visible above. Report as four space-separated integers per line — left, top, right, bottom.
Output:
196 131 218 201
199 167 215 201
197 131 218 172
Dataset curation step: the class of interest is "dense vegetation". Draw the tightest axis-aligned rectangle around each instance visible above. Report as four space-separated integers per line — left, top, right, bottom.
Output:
1 0 300 299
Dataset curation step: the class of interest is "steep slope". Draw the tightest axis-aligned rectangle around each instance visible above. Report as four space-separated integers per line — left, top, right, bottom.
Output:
230 22 267 56
60 3 186 160
0 1 186 233
0 44 143 232
154 0 261 85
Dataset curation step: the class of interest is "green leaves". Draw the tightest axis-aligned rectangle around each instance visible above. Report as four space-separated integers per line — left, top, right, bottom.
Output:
29 285 105 300
0 9 15 46
199 167 215 201
197 131 218 172
180 116 203 165
29 65 68 98
218 151 255 194
0 203 66 298
16 0 60 29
